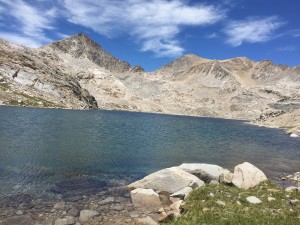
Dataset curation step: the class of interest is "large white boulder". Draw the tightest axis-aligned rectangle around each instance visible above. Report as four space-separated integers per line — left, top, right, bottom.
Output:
232 162 267 189
128 167 204 194
178 163 224 182
130 188 161 211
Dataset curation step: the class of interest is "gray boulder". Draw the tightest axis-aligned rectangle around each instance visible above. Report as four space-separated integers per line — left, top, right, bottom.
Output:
128 167 204 194
178 163 224 182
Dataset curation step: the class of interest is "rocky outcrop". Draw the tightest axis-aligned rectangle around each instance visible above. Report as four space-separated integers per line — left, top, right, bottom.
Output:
178 163 224 182
128 162 270 224
232 162 268 189
128 167 204 193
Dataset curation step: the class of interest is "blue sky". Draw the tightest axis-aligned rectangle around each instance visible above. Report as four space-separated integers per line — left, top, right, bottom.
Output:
0 0 299 71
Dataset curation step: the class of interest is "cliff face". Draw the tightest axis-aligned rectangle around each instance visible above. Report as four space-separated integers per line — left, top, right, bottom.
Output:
0 34 299 134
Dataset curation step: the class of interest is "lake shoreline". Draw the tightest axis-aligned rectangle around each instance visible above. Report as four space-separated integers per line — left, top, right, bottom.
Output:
1 104 298 137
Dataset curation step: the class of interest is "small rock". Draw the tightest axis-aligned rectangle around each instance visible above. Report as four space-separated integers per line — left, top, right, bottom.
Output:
170 200 183 211
124 218 132 223
129 211 140 218
130 188 161 211
219 169 233 184
285 186 298 192
79 210 99 222
111 205 124 211
17 99 23 104
209 180 220 185
290 133 299 138
216 200 226 206
158 212 178 223
54 201 65 209
170 187 192 200
67 208 79 217
267 197 276 202
203 207 210 212
158 207 165 213
237 201 242 206
54 216 76 225
267 188 280 193
16 210 23 215
99 197 115 205
209 193 215 197
246 196 262 204
134 216 158 225
290 199 300 206
169 197 181 203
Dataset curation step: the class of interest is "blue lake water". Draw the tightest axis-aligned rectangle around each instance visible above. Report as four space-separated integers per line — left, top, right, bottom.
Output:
0 106 299 200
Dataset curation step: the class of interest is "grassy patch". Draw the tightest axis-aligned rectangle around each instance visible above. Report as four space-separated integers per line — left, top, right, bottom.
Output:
168 181 300 225
0 82 10 91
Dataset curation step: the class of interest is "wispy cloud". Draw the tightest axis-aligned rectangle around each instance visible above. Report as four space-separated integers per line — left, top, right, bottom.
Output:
0 32 42 47
276 45 298 52
206 32 218 39
0 0 57 47
62 0 225 57
224 16 284 47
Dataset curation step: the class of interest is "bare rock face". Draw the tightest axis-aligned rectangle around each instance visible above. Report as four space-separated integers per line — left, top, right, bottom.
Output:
232 162 267 189
47 32 131 73
128 167 204 194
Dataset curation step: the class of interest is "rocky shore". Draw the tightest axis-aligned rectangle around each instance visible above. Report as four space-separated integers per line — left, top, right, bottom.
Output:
0 162 299 225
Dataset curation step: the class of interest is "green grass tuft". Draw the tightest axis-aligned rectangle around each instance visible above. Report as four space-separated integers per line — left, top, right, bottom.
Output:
167 181 300 225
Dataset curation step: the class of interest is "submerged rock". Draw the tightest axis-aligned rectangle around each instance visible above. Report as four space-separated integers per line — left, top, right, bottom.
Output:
79 209 99 222
232 162 267 189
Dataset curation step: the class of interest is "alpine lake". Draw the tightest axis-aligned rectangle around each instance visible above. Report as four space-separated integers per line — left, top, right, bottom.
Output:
0 106 299 224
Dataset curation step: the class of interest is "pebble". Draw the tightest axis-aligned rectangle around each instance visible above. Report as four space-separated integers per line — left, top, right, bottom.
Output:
124 218 132 223
16 210 23 215
99 197 115 205
216 200 226 206
267 197 276 202
246 196 262 204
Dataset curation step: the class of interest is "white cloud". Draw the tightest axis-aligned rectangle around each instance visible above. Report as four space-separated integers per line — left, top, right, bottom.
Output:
0 32 42 47
206 32 218 39
62 0 225 57
0 0 56 46
224 16 284 47
276 45 298 52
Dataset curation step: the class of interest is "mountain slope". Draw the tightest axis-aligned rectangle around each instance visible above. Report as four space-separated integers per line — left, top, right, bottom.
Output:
0 34 299 134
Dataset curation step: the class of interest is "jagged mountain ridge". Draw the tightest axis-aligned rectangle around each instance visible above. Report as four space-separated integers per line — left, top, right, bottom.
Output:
0 33 299 134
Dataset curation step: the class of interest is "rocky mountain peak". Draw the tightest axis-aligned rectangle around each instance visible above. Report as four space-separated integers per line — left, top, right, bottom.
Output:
44 32 132 73
155 53 210 75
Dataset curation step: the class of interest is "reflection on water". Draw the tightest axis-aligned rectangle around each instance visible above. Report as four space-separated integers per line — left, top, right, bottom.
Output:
0 106 299 199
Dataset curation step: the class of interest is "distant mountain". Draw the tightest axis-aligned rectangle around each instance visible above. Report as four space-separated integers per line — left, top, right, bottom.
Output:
0 34 299 135
46 32 132 73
